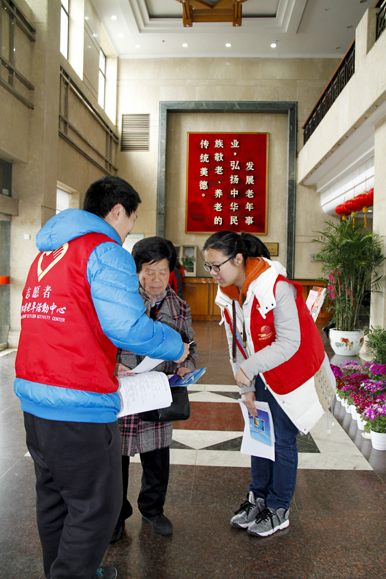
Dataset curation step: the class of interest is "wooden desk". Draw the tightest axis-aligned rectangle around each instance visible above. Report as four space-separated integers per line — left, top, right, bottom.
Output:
183 277 332 323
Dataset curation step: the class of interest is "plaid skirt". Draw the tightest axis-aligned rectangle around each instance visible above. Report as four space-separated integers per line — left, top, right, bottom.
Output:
118 414 172 457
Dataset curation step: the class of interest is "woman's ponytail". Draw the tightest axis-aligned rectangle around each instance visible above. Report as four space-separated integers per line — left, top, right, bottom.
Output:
240 233 271 259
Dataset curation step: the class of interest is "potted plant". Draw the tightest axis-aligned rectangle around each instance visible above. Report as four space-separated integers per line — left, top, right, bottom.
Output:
331 361 386 441
315 218 385 356
365 326 386 363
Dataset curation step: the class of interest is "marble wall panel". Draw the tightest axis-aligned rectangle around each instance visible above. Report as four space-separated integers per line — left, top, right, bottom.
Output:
117 57 338 278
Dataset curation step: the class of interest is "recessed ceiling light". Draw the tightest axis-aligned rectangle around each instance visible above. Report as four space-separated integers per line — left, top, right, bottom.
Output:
111 15 117 21
135 44 141 48
85 16 89 20
225 43 231 48
270 42 277 48
182 43 188 48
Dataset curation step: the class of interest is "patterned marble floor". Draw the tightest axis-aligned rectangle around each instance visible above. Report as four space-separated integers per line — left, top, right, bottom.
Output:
1 321 386 579
126 383 372 471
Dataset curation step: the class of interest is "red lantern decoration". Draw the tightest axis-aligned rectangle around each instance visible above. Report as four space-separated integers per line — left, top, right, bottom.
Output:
335 204 351 220
344 198 362 226
354 192 370 227
344 198 362 213
367 188 374 207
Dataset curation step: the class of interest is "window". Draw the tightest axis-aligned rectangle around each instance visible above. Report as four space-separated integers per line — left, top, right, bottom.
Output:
98 49 106 109
60 0 69 59
0 160 12 197
56 187 71 214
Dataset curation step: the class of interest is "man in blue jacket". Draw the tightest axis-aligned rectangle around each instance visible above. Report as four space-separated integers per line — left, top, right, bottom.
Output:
14 176 189 579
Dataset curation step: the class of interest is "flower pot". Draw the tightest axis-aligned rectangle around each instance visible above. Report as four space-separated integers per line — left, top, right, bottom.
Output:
357 415 366 431
351 407 359 420
329 329 364 357
370 430 386 451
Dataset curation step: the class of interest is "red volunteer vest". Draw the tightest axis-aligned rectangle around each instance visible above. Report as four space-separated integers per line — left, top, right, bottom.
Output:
249 276 325 395
16 233 119 394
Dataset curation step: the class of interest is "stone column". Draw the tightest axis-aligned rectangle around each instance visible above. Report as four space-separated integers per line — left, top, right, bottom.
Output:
370 114 386 329
8 0 61 347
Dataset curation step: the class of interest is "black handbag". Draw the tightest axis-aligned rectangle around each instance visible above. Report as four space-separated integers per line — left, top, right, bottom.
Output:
138 386 190 422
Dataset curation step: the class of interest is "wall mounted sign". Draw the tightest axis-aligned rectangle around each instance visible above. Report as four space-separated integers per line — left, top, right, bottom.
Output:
265 243 279 257
186 132 269 234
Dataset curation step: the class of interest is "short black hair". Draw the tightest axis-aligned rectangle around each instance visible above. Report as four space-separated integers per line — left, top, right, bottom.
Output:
83 176 141 218
131 237 177 274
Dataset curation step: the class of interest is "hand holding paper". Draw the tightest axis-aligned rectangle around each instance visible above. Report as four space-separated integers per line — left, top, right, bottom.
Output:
241 391 257 416
115 363 135 377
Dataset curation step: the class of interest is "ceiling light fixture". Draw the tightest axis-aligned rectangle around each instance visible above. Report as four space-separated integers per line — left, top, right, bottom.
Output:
225 43 232 48
270 42 277 48
111 15 117 20
182 43 188 48
135 44 141 48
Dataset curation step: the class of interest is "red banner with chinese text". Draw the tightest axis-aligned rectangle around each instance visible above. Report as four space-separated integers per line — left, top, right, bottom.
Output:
186 132 268 234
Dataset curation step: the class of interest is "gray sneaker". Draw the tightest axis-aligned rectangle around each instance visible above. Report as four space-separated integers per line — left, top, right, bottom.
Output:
230 491 266 529
248 507 290 537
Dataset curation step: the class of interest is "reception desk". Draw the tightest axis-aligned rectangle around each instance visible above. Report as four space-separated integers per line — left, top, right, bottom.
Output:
183 277 331 322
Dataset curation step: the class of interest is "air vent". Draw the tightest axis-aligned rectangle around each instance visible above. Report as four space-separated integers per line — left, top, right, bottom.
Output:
121 114 150 151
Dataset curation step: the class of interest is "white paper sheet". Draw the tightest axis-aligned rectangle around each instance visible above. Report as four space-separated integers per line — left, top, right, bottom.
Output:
238 400 275 461
117 372 172 417
131 356 164 373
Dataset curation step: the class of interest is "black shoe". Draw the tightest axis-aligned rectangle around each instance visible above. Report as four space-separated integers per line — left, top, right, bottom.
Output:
110 502 133 544
141 514 173 536
95 567 117 579
110 518 124 543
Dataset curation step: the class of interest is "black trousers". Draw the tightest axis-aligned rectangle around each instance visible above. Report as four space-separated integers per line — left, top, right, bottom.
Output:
24 412 122 579
121 446 170 520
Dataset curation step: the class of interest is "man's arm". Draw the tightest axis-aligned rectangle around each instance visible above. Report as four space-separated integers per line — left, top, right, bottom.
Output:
87 242 185 362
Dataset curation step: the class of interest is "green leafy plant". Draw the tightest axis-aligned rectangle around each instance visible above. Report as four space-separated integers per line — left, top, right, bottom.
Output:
364 326 386 364
314 218 385 331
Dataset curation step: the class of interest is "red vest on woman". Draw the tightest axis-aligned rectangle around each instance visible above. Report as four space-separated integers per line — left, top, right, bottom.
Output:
16 233 119 394
249 275 325 395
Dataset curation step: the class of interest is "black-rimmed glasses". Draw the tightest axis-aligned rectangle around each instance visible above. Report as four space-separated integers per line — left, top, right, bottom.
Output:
203 256 233 273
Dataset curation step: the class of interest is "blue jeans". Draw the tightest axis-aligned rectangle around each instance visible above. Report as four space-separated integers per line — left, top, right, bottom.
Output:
249 376 298 510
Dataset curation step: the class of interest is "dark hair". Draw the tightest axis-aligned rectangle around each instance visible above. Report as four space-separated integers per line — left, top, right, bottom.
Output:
131 236 177 273
203 231 271 261
83 176 141 218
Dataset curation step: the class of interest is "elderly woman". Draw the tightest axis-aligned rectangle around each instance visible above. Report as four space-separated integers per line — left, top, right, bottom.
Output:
111 237 197 540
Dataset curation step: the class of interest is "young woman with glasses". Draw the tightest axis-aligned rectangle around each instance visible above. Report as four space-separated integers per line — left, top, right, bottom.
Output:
202 231 334 538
